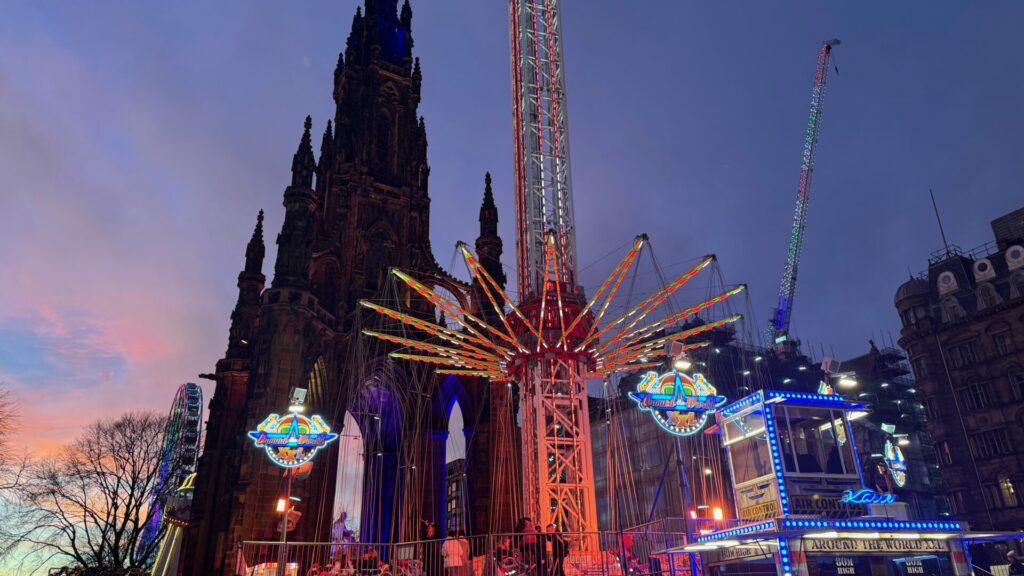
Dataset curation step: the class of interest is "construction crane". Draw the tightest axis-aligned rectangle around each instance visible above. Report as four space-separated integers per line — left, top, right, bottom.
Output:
768 39 840 348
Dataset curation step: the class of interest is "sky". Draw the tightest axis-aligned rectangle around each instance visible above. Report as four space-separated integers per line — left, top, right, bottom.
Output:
1 0 1023 456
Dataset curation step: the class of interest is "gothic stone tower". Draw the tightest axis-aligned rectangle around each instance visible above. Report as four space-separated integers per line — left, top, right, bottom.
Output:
184 2 513 573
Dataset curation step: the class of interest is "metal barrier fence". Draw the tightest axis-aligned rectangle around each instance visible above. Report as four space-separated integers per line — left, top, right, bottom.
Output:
237 531 690 576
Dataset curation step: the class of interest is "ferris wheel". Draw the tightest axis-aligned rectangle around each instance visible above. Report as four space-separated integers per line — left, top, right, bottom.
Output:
160 382 203 488
140 383 204 556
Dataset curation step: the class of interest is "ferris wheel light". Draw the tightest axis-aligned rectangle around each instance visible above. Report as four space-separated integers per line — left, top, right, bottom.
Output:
712 507 724 521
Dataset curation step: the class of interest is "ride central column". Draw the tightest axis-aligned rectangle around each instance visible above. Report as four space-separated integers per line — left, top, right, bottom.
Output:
513 283 598 534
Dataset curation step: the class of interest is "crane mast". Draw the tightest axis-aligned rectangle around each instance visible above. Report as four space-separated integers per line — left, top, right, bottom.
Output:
508 0 596 533
769 39 840 346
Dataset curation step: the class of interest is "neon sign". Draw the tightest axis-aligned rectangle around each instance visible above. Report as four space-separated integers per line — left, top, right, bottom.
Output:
248 412 338 468
840 488 896 505
629 371 725 436
817 380 836 396
884 439 908 487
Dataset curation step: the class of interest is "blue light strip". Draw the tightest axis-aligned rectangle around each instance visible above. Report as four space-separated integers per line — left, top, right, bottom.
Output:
762 403 791 514
695 521 777 543
778 539 793 576
780 519 962 531
719 390 764 417
764 390 868 409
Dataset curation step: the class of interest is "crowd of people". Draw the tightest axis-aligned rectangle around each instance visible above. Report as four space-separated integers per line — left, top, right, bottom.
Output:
296 518 573 576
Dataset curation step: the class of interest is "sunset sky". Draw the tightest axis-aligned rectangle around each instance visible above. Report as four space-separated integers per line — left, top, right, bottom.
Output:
2 0 1023 455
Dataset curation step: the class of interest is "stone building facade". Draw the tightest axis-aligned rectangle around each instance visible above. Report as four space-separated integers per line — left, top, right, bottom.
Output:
895 206 1024 531
183 2 514 573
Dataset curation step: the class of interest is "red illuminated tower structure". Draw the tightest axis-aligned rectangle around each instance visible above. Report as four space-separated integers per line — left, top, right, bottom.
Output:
768 39 839 349
508 0 595 532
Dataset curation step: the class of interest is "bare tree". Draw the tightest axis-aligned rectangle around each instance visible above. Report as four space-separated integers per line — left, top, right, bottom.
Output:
5 411 175 574
0 386 16 473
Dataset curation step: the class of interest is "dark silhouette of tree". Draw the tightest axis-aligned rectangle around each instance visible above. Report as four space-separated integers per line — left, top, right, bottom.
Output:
0 386 15 474
3 411 174 574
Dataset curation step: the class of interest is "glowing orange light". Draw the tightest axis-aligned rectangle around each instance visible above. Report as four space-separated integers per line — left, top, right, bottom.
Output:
276 498 287 513
712 507 724 521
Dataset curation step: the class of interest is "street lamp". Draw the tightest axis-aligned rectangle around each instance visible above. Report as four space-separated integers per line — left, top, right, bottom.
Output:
247 388 339 576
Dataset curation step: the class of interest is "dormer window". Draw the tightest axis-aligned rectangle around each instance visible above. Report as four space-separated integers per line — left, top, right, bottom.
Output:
941 297 964 322
976 283 1002 310
1011 272 1024 300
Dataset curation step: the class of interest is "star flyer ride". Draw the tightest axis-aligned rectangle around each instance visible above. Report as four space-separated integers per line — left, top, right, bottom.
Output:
673 387 1013 576
360 232 745 532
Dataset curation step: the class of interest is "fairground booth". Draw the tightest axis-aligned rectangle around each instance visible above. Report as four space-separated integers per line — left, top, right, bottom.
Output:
677 388 1012 576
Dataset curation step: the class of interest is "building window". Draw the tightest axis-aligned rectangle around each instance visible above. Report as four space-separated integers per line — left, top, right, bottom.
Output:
934 441 953 465
970 429 1012 459
976 283 1002 310
1011 272 1024 300
947 341 981 369
994 332 1014 356
1009 368 1024 401
986 485 1003 509
1000 475 1019 507
960 381 993 410
949 491 966 515
912 357 929 379
941 297 964 322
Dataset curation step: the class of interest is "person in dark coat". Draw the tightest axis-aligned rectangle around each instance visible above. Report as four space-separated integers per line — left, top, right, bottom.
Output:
545 525 567 576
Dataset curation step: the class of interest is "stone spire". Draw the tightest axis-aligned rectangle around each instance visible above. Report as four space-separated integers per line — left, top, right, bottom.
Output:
228 210 267 357
291 116 316 188
273 117 318 289
244 209 266 275
479 172 498 237
475 172 506 291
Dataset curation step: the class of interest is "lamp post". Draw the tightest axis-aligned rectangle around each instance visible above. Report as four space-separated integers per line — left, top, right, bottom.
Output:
277 473 294 576
247 390 338 576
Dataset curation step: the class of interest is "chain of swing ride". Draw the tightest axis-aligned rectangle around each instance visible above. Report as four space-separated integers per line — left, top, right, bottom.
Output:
594 241 774 532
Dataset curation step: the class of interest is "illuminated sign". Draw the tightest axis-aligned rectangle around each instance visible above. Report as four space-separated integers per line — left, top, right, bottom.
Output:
818 380 836 395
629 371 725 436
884 439 908 487
804 539 948 554
840 488 896 505
248 412 338 468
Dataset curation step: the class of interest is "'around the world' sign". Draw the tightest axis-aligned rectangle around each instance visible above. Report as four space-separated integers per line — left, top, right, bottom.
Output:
629 371 726 436
248 412 339 468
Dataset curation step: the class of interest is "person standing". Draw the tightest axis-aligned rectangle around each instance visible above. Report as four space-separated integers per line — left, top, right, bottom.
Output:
422 521 442 576
442 530 466 576
457 530 472 576
545 525 567 576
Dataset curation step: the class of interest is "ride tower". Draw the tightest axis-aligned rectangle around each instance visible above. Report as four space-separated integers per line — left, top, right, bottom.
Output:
509 0 593 532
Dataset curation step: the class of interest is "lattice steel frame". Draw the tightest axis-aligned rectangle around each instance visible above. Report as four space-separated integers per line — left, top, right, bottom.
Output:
510 0 577 297
519 356 597 532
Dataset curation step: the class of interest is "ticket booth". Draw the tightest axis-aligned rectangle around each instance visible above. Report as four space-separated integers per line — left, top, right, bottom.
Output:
677 389 1014 576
